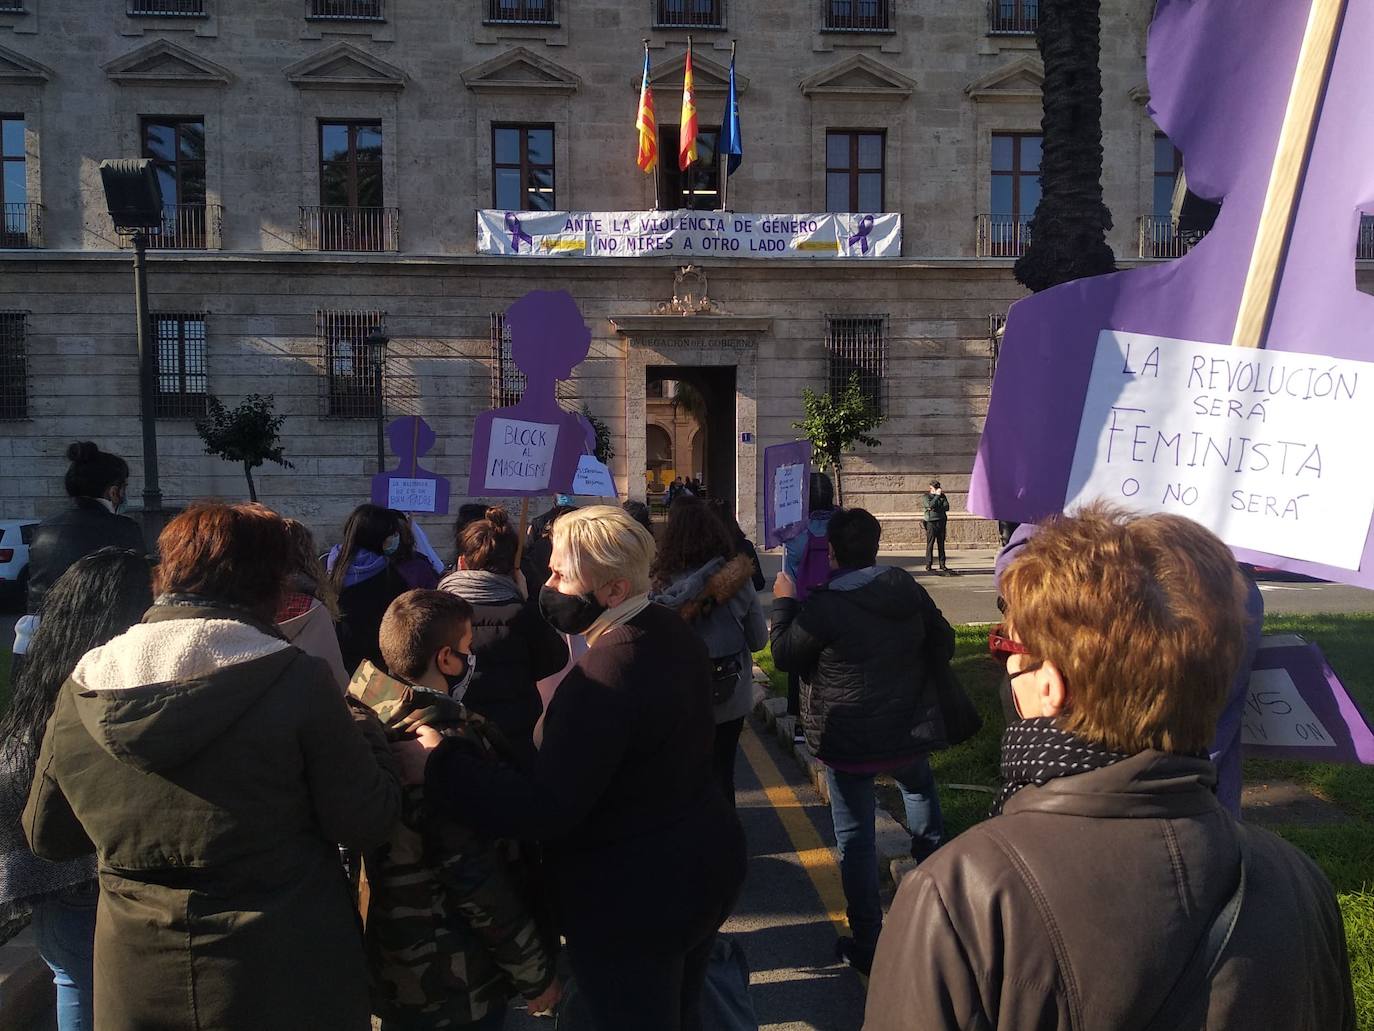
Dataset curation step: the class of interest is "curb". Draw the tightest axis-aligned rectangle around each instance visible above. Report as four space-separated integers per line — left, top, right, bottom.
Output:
753 696 915 888
0 927 54 1030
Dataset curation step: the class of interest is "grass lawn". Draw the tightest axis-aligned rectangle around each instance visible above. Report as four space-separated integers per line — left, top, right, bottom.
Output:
763 614 1374 1028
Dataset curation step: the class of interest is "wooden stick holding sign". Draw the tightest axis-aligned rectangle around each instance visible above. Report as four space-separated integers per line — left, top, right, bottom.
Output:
1232 0 1347 349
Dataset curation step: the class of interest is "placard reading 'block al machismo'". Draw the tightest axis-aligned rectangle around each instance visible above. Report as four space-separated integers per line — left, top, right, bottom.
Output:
1066 330 1374 570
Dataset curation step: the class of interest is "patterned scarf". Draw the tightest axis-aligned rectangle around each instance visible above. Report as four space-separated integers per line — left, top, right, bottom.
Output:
992 716 1131 816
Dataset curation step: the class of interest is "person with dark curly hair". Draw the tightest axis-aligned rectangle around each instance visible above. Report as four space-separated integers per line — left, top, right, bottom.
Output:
0 548 152 1031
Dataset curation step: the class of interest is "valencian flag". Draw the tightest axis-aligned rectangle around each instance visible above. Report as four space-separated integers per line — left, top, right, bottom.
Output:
679 38 699 171
635 44 657 173
719 43 742 176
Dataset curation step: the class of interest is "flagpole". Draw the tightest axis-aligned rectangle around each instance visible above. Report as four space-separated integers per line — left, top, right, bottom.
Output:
721 39 736 213
644 38 660 211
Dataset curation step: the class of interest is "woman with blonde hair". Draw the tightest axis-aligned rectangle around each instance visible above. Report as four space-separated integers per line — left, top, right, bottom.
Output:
397 506 746 1031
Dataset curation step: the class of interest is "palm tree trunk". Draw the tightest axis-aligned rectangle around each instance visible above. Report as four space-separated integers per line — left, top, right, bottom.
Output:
1015 0 1116 292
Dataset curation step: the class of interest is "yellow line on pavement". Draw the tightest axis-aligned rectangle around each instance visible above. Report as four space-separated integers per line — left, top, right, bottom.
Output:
739 724 849 934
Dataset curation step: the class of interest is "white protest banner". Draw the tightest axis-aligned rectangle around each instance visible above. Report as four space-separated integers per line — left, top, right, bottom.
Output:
387 477 438 513
485 417 560 493
1065 330 1374 569
774 464 805 530
477 209 901 260
572 455 616 497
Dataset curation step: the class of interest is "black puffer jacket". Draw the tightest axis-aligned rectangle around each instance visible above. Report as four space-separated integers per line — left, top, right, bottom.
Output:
771 565 955 765
26 498 146 614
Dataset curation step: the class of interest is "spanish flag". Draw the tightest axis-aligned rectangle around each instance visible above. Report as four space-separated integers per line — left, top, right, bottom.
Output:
679 39 699 172
635 45 657 173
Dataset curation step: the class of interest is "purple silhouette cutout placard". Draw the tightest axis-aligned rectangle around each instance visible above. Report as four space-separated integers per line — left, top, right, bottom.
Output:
468 290 593 498
1243 636 1374 764
371 415 451 515
763 441 812 548
969 0 1374 587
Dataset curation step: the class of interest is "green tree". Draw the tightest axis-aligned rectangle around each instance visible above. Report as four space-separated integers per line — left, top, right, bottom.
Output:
195 394 293 503
1014 0 1116 292
580 404 614 465
792 372 883 506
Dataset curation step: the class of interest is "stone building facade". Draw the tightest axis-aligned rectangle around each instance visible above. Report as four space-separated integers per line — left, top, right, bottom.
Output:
2 0 1367 551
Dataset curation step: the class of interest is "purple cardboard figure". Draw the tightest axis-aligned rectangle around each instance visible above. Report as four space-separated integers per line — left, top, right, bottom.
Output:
970 0 1374 586
370 415 451 515
468 290 593 498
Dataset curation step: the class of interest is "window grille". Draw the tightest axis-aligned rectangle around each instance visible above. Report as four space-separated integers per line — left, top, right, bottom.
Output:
825 316 887 415
128 0 206 14
824 0 890 32
490 313 526 408
655 0 724 29
319 309 385 418
0 311 27 421
307 0 383 20
153 313 208 418
486 0 556 24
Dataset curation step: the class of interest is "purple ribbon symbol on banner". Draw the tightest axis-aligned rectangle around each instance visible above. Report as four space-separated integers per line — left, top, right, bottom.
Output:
847 214 875 255
505 212 534 253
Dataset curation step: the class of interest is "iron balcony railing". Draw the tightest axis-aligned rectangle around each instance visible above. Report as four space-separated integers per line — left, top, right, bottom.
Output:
119 204 222 250
1136 216 1206 259
485 0 556 24
988 0 1038 34
0 0 26 11
127 0 205 14
976 214 1032 257
823 0 891 32
306 0 383 20
1359 215 1374 261
654 0 725 29
300 206 400 253
1 203 42 249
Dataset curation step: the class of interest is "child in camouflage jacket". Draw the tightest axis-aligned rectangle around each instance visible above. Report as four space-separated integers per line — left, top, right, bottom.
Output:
352 589 557 1030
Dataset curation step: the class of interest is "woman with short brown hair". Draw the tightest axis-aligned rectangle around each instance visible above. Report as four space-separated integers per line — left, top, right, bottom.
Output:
25 502 401 1031
864 503 1353 1031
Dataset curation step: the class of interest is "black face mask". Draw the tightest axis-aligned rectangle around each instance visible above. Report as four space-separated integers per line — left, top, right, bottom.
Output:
539 584 607 635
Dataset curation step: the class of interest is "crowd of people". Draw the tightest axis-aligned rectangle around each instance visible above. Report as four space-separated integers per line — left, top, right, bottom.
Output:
0 439 1357 1030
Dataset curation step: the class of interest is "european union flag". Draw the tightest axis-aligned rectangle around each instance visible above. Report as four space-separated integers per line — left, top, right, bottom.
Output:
719 50 742 177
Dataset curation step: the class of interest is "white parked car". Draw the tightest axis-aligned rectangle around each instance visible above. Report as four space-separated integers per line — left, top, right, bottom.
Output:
0 519 38 609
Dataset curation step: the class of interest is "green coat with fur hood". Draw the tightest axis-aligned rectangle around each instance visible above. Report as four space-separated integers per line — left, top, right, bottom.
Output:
23 604 402 1031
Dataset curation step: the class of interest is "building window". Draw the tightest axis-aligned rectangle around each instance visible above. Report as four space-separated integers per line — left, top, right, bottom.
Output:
824 0 890 31
2 115 31 248
493 125 555 212
988 0 1038 34
485 0 555 24
989 312 1007 385
826 316 887 415
490 313 526 407
127 0 206 14
655 0 724 29
1153 133 1183 219
152 313 208 418
826 130 885 212
992 132 1041 222
0 311 26 421
658 126 720 211
142 116 210 248
319 309 385 418
307 0 383 20
312 120 395 251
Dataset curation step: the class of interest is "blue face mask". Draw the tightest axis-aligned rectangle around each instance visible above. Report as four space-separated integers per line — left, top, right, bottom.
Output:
381 534 400 557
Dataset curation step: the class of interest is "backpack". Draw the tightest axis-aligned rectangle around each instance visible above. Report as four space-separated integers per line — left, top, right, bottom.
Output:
794 529 832 602
696 597 748 706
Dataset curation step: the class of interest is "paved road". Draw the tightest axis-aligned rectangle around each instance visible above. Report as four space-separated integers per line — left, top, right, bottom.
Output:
505 719 870 1031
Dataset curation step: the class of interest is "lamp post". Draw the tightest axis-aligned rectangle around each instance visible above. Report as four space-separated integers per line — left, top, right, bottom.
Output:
99 159 165 519
365 325 390 474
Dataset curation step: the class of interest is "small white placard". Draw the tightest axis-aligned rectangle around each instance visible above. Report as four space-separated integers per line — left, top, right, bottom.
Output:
1065 330 1374 569
773 464 805 530
486 417 560 492
572 455 616 496
387 478 438 513
1241 667 1337 749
